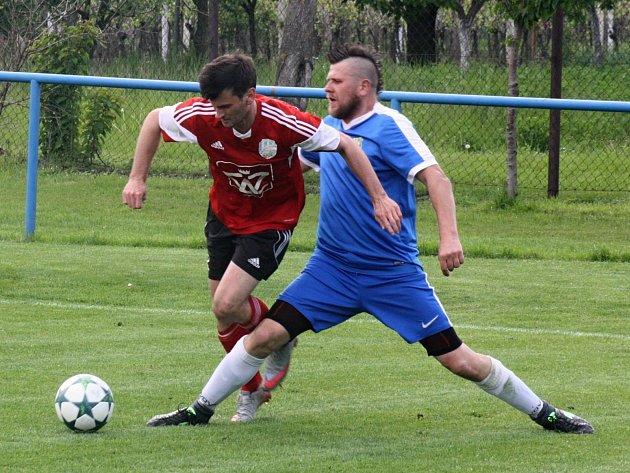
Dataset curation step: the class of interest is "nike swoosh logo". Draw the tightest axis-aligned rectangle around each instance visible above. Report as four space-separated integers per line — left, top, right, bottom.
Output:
422 315 439 329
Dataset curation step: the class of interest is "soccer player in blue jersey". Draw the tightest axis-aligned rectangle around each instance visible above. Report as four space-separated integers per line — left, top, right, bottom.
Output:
147 44 594 434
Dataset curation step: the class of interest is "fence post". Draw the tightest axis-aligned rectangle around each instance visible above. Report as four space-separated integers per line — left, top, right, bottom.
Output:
548 8 564 198
25 80 41 240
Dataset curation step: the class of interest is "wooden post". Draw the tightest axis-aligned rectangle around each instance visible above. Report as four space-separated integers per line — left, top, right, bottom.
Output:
548 7 564 197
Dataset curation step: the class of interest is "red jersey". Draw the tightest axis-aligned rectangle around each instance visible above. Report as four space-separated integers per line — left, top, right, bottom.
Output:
159 95 340 234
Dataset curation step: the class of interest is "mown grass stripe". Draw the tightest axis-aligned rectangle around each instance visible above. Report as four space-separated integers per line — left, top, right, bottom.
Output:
2 298 628 341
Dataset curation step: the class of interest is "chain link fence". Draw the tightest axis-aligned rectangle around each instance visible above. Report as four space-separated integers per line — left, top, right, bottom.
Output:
1 0 629 193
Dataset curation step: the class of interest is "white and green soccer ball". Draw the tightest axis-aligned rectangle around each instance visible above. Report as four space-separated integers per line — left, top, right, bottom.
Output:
54 374 114 432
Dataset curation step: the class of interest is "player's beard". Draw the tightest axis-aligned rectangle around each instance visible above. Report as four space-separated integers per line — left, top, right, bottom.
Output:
329 93 362 121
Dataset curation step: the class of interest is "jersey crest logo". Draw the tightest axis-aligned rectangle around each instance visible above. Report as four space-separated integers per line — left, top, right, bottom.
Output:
217 161 273 198
258 139 278 159
353 137 364 147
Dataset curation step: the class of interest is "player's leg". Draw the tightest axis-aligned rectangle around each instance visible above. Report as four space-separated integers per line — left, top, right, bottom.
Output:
206 227 267 399
212 228 293 421
146 251 356 427
146 306 311 427
146 319 287 427
363 266 594 434
211 264 271 420
426 332 594 433
197 302 313 409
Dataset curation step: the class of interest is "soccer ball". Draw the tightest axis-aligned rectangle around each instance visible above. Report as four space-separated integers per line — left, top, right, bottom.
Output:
54 374 114 432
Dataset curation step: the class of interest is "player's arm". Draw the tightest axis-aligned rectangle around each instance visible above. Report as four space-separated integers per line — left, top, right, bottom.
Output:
415 164 464 276
335 133 402 235
122 108 162 209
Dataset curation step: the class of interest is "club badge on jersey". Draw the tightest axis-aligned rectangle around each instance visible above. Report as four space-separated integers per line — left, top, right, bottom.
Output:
258 139 278 159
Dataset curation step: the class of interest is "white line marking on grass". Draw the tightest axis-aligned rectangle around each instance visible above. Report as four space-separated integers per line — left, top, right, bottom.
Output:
0 298 208 316
2 298 629 341
456 324 630 341
350 314 630 341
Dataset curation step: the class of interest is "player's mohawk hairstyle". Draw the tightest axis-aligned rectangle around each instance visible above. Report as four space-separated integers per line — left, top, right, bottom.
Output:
327 44 384 93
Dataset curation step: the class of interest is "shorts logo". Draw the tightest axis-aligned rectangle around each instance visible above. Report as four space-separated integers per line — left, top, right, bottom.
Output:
421 315 439 329
217 161 273 197
258 139 278 159
247 257 260 268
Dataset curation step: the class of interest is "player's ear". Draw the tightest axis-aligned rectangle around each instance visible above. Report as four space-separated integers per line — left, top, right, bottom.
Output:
359 78 372 96
245 87 256 103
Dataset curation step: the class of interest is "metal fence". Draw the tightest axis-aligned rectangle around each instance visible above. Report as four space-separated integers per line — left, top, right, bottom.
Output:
1 70 629 191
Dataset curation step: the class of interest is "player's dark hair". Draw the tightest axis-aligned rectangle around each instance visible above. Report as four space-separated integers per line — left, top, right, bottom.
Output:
198 53 257 100
327 44 384 93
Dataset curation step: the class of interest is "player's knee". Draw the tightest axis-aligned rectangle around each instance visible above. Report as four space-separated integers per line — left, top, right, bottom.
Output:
441 356 473 378
212 297 242 324
437 347 487 381
246 324 288 358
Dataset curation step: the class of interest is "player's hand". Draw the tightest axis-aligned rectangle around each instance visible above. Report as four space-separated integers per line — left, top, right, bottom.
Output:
373 195 402 235
122 179 147 209
438 238 464 276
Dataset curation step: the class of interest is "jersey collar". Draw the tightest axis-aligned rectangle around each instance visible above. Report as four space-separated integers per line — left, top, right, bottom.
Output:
232 128 252 139
341 108 376 130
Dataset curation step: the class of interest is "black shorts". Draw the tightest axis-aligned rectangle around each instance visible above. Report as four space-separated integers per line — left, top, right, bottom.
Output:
205 205 292 281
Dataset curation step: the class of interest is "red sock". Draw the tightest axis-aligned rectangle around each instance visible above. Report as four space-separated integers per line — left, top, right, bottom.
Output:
217 296 268 392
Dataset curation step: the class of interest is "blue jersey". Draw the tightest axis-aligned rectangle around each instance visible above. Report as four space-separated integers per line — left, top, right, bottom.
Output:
300 103 437 270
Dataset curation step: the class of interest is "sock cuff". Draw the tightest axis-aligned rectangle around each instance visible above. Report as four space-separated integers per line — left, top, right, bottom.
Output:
245 296 268 329
475 357 509 392
218 323 239 339
234 337 265 368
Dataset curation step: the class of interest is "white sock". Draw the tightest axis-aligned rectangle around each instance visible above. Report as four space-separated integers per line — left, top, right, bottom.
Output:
199 337 265 406
475 357 544 417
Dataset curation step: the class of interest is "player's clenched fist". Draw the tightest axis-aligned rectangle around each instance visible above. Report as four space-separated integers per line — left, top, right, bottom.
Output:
122 179 147 209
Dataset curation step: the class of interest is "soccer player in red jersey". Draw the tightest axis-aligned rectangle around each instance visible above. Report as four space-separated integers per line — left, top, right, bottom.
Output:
122 54 401 422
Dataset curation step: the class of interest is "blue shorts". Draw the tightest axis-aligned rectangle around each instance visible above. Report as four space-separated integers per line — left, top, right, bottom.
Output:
278 249 453 343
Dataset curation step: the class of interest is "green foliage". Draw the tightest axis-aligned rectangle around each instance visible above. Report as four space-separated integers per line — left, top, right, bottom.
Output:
78 88 123 166
517 111 549 152
29 21 123 170
30 21 99 167
496 0 560 27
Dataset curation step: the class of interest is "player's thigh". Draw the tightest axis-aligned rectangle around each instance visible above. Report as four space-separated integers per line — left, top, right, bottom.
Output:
278 254 360 333
361 268 452 343
213 261 260 310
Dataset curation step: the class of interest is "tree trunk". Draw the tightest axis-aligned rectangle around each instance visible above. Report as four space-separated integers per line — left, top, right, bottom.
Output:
454 0 486 71
605 9 614 52
457 19 473 70
505 19 520 200
277 0 288 52
241 0 258 56
161 4 169 62
404 3 438 64
173 0 181 55
208 0 219 60
192 0 209 58
275 0 317 111
590 4 603 64
388 17 402 62
548 8 563 198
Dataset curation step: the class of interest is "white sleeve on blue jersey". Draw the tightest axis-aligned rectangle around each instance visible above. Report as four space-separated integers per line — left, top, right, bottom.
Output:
372 103 437 183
